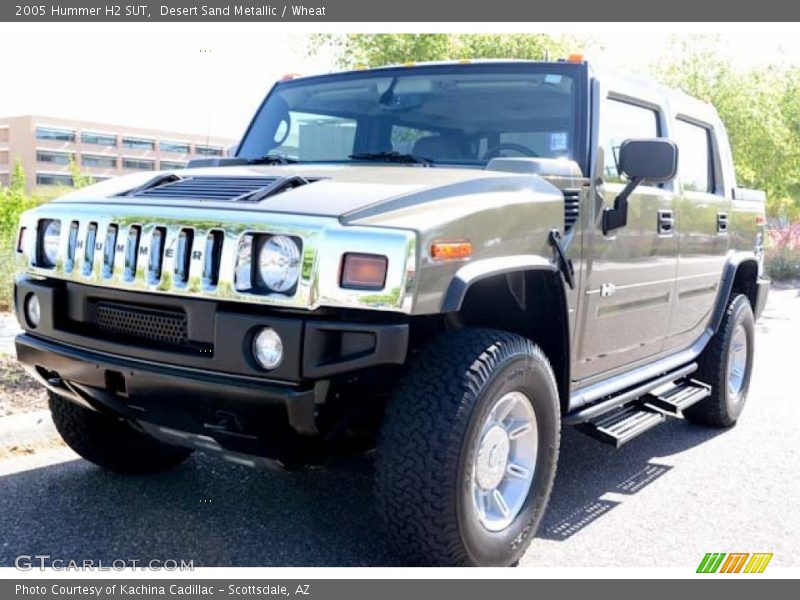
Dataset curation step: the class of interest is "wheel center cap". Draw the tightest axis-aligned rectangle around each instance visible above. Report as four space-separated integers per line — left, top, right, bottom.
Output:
475 426 510 490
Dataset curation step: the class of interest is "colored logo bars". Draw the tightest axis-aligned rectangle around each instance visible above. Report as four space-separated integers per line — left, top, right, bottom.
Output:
697 552 773 573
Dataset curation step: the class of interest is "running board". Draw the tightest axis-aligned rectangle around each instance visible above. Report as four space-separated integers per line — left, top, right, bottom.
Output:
566 364 712 447
578 405 665 448
643 379 711 417
563 363 698 426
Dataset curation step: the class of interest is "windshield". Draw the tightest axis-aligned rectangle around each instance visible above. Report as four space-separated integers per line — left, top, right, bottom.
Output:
237 63 584 167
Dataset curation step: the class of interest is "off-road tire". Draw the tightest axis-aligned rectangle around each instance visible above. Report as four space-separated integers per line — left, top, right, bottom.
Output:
375 329 560 567
49 392 192 473
685 293 755 427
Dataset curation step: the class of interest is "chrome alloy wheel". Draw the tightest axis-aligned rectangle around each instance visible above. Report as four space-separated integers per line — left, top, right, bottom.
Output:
471 391 538 532
727 324 749 398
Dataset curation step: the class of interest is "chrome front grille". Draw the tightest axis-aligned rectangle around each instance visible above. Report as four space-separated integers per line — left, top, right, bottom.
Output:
16 204 417 313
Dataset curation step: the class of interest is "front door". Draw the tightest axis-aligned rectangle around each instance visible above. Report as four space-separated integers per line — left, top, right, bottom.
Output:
573 94 679 381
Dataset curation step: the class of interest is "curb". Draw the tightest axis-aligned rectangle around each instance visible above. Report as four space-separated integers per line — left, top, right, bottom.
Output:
0 409 59 452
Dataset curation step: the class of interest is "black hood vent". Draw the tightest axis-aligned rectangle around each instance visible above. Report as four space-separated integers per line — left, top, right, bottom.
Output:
125 175 319 202
128 176 280 201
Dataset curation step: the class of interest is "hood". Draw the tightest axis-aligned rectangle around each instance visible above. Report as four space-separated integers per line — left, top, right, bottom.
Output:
51 163 561 225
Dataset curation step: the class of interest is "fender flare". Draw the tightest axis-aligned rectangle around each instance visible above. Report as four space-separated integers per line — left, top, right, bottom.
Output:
709 251 760 333
440 255 559 313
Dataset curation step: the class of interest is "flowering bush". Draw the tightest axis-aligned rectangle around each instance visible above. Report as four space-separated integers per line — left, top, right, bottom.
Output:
765 221 800 281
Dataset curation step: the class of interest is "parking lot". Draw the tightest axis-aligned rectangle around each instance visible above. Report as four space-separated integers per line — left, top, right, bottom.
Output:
0 288 798 568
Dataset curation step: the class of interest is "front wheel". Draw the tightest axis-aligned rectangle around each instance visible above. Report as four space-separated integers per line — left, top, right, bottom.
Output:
375 329 561 566
49 392 193 473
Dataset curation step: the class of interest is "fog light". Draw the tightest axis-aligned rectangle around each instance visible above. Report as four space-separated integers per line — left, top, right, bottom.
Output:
25 293 41 328
253 327 283 370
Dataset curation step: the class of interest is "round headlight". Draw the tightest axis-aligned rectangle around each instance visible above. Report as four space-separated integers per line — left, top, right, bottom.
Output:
258 235 301 293
253 327 283 370
25 293 41 328
42 220 61 266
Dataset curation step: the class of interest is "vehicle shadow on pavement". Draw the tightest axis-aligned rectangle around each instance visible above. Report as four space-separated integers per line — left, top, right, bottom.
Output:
0 419 728 566
538 420 728 541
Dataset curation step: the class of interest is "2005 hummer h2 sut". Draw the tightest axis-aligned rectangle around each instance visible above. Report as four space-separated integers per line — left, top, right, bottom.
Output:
14 60 769 567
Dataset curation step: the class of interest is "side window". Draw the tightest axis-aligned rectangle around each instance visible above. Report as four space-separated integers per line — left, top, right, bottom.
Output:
674 119 714 194
600 98 660 183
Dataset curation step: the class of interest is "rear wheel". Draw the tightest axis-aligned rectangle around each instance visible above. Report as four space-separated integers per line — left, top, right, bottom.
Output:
49 392 192 473
375 329 560 566
685 293 755 427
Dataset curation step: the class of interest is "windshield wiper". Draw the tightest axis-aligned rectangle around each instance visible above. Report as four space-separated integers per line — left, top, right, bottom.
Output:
349 151 432 166
247 154 298 165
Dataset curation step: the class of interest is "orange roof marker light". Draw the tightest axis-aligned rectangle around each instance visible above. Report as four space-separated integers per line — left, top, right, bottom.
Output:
566 54 584 63
280 73 301 82
431 241 473 261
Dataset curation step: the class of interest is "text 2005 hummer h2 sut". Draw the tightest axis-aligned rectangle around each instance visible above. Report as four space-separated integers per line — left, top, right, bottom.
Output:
14 60 769 566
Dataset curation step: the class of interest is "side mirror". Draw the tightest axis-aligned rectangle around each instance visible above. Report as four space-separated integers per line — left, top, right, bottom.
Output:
603 138 678 234
619 139 678 181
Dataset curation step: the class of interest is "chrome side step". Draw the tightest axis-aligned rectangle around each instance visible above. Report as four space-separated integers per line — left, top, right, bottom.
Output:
563 362 697 426
643 379 711 417
578 405 665 448
566 365 712 448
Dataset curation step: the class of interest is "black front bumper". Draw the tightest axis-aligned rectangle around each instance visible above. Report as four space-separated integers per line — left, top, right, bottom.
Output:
14 276 409 458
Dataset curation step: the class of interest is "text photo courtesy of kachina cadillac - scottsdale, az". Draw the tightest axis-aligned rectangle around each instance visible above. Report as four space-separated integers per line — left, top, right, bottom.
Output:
0 21 799 578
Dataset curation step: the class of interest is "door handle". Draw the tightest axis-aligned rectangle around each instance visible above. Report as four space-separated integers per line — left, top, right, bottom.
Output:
717 212 729 234
657 209 674 236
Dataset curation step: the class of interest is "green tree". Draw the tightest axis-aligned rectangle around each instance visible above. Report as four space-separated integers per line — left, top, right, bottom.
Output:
654 36 800 219
308 33 581 69
0 158 35 236
69 156 94 188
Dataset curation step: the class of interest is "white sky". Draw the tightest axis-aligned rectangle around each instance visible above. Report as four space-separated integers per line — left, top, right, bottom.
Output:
1 23 799 142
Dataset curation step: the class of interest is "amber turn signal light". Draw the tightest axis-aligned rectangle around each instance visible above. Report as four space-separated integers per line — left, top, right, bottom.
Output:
430 241 472 261
341 253 388 290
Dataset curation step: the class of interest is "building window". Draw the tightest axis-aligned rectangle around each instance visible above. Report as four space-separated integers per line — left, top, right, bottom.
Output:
195 144 224 156
36 127 76 142
161 140 190 154
37 150 74 165
82 154 117 169
82 132 117 147
160 160 186 170
0 151 8 165
36 173 74 186
122 137 155 151
123 158 155 170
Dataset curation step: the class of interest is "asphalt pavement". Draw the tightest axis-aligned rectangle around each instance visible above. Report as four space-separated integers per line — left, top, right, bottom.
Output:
0 289 797 568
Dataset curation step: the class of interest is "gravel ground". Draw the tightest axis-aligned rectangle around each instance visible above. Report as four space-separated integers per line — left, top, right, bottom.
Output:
0 312 47 417
0 290 797 568
0 354 47 417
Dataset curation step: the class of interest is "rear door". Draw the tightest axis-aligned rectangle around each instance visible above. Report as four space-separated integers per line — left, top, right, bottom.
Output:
574 92 679 381
666 116 731 348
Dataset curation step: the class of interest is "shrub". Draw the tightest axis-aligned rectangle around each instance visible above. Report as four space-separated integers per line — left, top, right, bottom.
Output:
0 160 43 311
765 221 800 282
